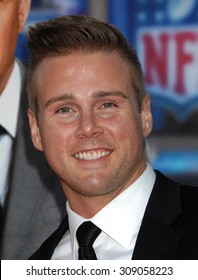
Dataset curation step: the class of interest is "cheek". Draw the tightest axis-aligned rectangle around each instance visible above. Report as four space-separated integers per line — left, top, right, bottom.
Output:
39 128 65 170
39 120 73 155
104 113 142 140
38 119 58 148
2 17 18 45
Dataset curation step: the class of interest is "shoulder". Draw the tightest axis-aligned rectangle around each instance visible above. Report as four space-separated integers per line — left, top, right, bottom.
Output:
155 169 198 191
155 170 198 213
180 184 198 213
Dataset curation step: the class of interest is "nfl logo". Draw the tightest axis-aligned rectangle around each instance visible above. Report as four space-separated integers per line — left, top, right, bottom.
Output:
135 0 198 120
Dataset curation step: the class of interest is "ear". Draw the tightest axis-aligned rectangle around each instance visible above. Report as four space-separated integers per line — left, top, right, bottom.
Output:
18 0 31 32
141 94 153 138
27 109 43 151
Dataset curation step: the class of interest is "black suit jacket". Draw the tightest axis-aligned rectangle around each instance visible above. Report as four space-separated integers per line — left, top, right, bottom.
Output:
29 171 198 260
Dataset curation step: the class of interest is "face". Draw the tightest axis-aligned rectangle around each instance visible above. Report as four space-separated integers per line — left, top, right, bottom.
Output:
28 52 152 210
0 0 30 94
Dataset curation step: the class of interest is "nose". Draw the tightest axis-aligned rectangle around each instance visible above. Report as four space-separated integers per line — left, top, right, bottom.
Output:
75 109 104 138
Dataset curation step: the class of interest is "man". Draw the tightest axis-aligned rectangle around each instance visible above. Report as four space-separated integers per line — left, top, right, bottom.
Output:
0 0 65 260
27 15 198 260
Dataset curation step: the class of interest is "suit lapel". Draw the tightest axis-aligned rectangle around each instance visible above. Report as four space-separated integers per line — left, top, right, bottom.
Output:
29 215 69 259
133 171 183 259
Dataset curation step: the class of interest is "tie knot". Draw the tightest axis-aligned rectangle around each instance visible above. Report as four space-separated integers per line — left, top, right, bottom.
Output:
76 221 101 247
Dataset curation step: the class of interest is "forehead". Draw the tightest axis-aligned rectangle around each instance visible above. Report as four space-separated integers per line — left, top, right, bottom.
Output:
35 52 133 95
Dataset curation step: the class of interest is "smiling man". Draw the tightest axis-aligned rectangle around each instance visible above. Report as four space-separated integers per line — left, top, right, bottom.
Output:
27 15 198 260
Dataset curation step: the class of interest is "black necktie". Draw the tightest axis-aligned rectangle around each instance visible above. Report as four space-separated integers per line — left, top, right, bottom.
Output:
76 221 101 260
0 125 6 136
0 203 3 236
0 125 6 232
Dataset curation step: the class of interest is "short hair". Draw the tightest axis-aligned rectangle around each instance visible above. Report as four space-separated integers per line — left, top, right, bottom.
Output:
27 15 147 114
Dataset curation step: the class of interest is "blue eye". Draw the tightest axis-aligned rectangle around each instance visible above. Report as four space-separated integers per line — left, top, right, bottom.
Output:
57 107 71 113
102 102 117 108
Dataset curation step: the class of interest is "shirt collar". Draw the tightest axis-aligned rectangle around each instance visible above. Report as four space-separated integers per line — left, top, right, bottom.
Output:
92 163 155 248
0 61 22 138
66 202 85 259
67 163 156 256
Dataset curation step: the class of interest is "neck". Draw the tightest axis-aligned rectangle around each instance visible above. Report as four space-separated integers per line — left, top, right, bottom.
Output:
67 195 111 219
62 162 146 218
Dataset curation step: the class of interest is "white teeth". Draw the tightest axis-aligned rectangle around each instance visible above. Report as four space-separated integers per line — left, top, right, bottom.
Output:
74 150 110 160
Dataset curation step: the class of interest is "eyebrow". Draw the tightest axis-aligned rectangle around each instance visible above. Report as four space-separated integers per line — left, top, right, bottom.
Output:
93 91 128 99
44 90 128 109
44 94 75 109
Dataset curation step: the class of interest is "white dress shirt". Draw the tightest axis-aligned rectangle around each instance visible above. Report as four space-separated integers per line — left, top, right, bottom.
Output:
0 61 22 205
52 163 156 260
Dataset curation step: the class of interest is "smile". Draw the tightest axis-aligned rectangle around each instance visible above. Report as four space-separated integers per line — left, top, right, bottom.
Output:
74 150 111 161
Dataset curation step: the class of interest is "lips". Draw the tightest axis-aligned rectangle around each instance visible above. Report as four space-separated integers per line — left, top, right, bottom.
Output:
74 150 111 161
